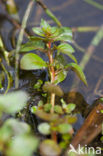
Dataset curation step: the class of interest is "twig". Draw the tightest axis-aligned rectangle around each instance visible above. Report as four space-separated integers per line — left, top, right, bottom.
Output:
15 0 34 88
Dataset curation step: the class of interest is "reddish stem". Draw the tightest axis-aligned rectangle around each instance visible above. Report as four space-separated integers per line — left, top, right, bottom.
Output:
47 43 55 81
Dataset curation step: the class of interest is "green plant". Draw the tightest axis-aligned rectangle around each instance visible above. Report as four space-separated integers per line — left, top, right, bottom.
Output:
20 19 87 154
20 19 87 113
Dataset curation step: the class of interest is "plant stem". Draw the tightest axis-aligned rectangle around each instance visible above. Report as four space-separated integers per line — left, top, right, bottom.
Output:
50 93 55 113
47 42 55 113
15 0 34 89
47 42 57 141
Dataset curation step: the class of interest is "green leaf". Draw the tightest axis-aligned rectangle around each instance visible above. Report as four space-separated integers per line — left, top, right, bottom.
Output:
57 123 72 134
100 98 103 102
65 53 77 63
21 40 45 52
61 98 67 109
67 116 77 124
61 100 76 114
43 82 64 97
55 27 72 42
44 103 52 112
65 63 87 86
65 103 76 114
57 44 77 63
55 35 72 42
100 136 103 141
101 110 103 113
42 93 47 97
38 123 50 135
32 27 44 36
55 54 67 67
54 105 63 114
55 71 67 84
38 100 44 106
29 36 44 41
59 141 67 149
57 43 75 53
20 53 47 70
51 27 61 37
61 27 72 37
31 106 38 114
40 19 51 32
6 135 39 156
0 91 28 114
35 110 59 122
40 139 61 156
62 134 71 141
34 79 43 89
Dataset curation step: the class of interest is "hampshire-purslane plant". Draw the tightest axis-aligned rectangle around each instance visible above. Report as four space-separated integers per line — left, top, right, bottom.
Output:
20 19 87 114
19 19 87 154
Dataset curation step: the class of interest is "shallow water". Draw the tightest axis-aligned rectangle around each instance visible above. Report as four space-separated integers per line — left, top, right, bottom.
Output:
0 0 103 152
